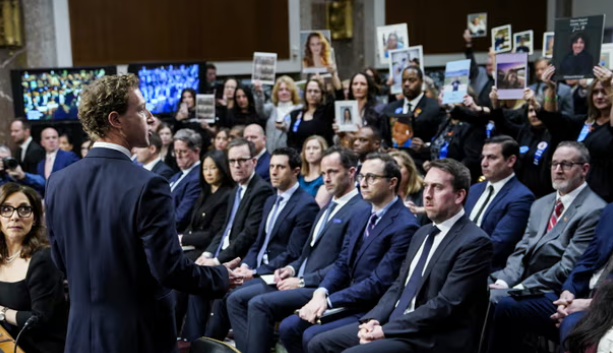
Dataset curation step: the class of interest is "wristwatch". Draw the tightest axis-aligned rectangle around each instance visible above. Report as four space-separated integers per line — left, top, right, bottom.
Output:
298 278 305 288
0 306 8 321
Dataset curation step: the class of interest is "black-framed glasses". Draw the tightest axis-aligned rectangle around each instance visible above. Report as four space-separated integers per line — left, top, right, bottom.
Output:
0 205 33 218
549 161 584 171
356 173 390 185
228 158 253 166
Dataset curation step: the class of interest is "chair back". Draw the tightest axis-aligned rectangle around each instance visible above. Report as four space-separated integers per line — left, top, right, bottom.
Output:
189 337 241 353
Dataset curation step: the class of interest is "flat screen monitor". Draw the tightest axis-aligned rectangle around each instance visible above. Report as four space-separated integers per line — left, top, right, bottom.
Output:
11 66 117 121
127 62 205 115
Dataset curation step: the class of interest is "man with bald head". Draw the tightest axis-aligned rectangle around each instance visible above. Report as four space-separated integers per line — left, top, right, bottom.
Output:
37 127 79 179
244 123 271 182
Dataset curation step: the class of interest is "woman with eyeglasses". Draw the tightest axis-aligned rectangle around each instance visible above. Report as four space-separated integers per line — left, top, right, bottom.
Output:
0 183 68 353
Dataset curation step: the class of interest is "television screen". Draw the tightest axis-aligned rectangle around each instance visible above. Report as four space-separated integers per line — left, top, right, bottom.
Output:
11 66 117 121
127 62 204 115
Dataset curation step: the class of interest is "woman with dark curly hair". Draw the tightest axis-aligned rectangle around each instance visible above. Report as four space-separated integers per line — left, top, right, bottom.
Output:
0 183 67 353
560 32 595 77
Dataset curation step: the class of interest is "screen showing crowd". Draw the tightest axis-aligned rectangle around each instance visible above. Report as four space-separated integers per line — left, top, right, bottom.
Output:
136 64 201 114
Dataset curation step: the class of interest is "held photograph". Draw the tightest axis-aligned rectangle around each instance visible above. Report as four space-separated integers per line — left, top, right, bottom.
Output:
553 15 605 79
388 45 423 94
442 59 471 104
334 100 360 132
492 25 513 53
300 30 333 74
196 94 215 124
252 52 277 85
513 30 534 54
467 13 487 38
495 53 528 100
543 32 555 58
376 23 409 64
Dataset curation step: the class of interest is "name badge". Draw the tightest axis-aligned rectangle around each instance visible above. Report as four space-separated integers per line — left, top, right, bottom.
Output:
533 141 548 166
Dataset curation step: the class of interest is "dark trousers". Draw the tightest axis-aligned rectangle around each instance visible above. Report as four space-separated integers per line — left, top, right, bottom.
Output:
182 294 212 342
279 312 365 353
487 292 584 353
308 322 412 353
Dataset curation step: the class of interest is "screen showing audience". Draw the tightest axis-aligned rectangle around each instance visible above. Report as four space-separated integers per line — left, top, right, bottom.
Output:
135 64 201 114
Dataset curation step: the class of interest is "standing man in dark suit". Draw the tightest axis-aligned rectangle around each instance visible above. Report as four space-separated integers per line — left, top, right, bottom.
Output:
10 118 45 175
487 202 613 352
225 146 370 353
183 138 274 339
44 74 239 353
169 129 203 233
465 135 535 270
204 147 320 341
135 132 175 180
245 123 271 182
309 158 493 353
37 127 80 180
280 153 420 353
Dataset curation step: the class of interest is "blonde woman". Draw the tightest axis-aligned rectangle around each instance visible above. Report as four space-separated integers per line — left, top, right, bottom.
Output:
302 32 331 69
299 135 330 208
253 76 302 152
389 150 427 222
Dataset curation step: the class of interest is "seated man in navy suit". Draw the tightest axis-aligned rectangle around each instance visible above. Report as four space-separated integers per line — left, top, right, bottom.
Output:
279 153 420 353
465 135 535 270
37 127 79 180
224 146 370 353
134 132 174 180
244 124 270 182
308 159 493 353
204 147 320 342
169 129 202 233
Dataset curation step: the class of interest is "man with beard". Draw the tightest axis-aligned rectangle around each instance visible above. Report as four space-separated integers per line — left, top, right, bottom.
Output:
488 141 606 304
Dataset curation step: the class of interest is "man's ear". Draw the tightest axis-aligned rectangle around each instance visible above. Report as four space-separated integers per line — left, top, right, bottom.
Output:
108 111 121 129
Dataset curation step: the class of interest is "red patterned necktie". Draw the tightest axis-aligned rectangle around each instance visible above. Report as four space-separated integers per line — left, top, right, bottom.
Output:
547 199 564 232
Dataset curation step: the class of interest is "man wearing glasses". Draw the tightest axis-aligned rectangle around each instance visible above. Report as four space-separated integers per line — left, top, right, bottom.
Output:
488 141 606 307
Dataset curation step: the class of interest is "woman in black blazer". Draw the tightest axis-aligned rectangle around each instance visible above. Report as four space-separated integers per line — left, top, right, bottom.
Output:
180 150 235 262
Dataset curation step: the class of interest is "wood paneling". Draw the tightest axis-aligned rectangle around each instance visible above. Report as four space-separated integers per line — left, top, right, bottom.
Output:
68 0 290 65
385 0 548 54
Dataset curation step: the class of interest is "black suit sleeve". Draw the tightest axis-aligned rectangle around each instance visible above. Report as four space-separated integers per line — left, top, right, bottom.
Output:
182 193 229 248
137 176 229 297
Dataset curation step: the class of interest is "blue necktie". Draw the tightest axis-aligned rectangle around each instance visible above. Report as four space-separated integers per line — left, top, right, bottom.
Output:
297 201 337 277
390 226 441 320
215 187 243 257
364 212 378 238
256 196 284 267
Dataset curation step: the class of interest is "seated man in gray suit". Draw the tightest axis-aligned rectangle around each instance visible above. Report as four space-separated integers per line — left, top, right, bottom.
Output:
489 141 606 302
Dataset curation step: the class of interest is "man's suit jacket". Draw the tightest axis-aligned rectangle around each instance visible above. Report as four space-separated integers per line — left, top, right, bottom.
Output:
169 166 202 233
562 202 613 298
493 186 606 292
243 187 319 274
206 174 275 263
17 140 45 175
37 149 80 179
363 215 493 353
255 151 271 182
152 159 175 180
44 147 229 353
382 95 445 144
465 176 535 270
287 193 371 287
320 198 419 308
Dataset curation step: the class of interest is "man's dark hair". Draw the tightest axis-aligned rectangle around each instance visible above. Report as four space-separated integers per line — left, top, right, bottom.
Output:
272 147 302 170
402 66 424 80
535 57 552 66
485 135 519 160
227 138 256 158
12 118 31 131
364 152 402 193
429 158 471 195
362 126 382 145
322 146 358 170
206 63 217 71
148 132 162 153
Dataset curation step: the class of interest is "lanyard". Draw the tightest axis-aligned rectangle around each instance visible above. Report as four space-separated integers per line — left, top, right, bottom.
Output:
292 111 303 133
577 123 593 142
533 141 548 166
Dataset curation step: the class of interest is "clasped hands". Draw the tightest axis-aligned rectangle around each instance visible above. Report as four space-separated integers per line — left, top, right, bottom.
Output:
550 290 591 328
357 319 385 345
298 290 328 324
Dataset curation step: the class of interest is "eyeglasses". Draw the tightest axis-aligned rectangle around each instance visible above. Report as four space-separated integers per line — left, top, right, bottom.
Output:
0 205 33 218
228 158 252 166
550 161 584 171
356 173 390 185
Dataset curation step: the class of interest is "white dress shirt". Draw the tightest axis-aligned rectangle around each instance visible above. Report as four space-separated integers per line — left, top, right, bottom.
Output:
264 182 300 233
220 172 255 251
402 93 424 114
44 149 59 177
92 142 132 159
469 173 515 227
19 137 33 162
143 157 162 171
310 188 359 246
170 161 201 192
399 208 466 314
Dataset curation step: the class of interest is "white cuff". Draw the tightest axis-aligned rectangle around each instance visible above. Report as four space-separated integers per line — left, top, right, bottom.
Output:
494 279 509 289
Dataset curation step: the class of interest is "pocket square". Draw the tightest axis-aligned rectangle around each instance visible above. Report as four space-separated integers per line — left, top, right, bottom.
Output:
333 218 342 223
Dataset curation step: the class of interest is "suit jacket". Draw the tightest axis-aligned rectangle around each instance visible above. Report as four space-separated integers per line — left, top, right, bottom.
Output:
562 202 613 297
152 160 175 180
255 151 271 182
288 193 371 287
243 186 319 274
364 215 493 353
37 149 80 179
493 186 606 291
320 198 419 308
465 176 535 270
44 147 229 353
169 166 202 233
205 174 275 263
17 139 45 175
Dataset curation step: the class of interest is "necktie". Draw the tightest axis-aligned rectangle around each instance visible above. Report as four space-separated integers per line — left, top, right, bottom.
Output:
406 102 413 114
256 196 284 267
215 187 243 257
364 212 378 238
547 199 564 232
44 155 53 179
471 185 494 225
298 201 338 277
390 226 441 320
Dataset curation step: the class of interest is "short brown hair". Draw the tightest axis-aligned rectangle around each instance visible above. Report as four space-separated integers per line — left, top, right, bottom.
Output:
428 159 471 195
78 74 140 140
0 183 48 263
